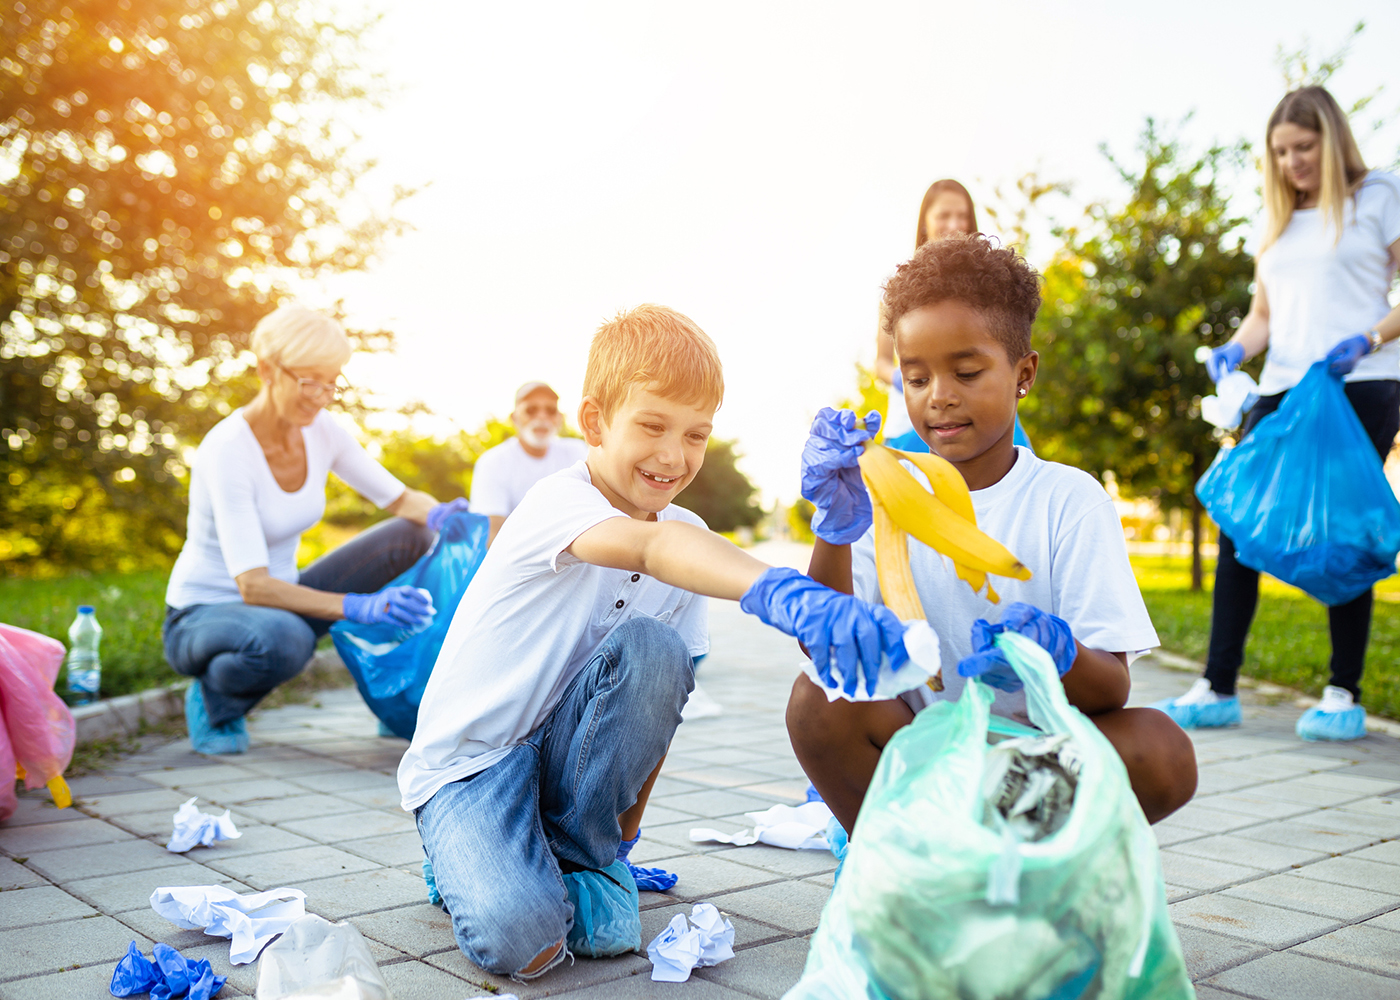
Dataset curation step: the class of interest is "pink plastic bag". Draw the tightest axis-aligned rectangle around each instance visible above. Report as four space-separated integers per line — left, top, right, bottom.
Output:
0 623 74 822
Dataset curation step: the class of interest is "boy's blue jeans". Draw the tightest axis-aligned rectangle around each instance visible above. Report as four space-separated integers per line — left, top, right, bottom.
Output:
415 616 694 977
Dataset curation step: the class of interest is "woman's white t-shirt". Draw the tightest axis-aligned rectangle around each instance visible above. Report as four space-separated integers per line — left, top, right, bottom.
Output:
1257 170 1400 396
165 409 406 608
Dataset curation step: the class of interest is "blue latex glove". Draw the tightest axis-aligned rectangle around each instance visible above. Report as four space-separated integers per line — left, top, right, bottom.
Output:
111 941 226 1000
1205 342 1244 383
956 602 1077 693
422 856 445 908
1325 333 1371 377
342 586 434 629
740 566 907 698
801 407 881 545
426 497 471 533
617 829 678 891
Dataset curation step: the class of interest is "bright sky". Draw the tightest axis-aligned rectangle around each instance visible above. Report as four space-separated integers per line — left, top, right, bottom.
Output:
310 0 1398 505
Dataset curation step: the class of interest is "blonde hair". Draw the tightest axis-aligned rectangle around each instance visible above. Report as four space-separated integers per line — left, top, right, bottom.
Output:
1261 86 1369 251
582 304 724 421
250 305 353 369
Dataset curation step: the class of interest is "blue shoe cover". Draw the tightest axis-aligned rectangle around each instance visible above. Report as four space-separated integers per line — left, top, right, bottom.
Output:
616 830 677 891
185 682 249 755
1149 694 1242 729
562 859 641 957
1297 704 1367 741
377 719 397 738
826 816 848 883
422 857 445 908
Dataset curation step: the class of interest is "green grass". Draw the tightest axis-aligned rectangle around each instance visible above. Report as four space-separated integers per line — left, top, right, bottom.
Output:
1132 554 1400 721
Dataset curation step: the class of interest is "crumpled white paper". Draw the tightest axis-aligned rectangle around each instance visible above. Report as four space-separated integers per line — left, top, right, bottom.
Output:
646 903 735 982
805 619 942 703
151 884 307 965
167 797 242 853
690 801 834 851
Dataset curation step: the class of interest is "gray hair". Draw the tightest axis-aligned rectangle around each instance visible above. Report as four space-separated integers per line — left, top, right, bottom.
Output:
251 305 352 368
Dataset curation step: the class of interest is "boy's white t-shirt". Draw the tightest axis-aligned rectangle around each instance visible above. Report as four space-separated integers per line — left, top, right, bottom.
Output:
844 447 1159 725
1256 170 1400 396
398 461 710 811
165 409 406 609
469 436 589 518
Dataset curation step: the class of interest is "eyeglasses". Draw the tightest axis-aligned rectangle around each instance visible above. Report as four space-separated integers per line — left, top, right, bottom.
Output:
520 403 559 419
277 362 346 402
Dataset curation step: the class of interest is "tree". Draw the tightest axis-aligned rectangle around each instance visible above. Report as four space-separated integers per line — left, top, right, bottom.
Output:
1021 121 1255 589
672 438 765 535
1 0 399 574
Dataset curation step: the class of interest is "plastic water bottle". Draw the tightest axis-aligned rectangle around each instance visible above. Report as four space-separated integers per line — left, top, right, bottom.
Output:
65 605 103 705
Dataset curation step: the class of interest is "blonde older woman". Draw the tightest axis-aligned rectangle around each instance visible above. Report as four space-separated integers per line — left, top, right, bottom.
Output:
163 305 469 754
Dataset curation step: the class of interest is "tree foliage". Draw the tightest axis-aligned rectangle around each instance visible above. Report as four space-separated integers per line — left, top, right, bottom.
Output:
1 0 397 574
673 438 766 534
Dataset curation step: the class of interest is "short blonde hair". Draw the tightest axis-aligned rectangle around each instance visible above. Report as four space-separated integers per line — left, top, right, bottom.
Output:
250 305 353 369
1262 86 1368 251
582 304 724 420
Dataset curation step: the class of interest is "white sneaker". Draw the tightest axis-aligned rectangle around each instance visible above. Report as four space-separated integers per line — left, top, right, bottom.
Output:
681 682 723 720
1171 678 1223 707
1316 685 1356 713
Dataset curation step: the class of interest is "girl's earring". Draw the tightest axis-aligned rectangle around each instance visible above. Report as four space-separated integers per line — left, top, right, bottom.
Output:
1017 387 1028 397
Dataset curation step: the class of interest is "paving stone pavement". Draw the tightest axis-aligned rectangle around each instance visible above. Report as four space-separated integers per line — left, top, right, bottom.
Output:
3 542 1400 998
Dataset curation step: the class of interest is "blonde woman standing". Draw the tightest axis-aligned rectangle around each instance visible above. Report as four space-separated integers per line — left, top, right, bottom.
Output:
163 306 469 754
1157 87 1400 741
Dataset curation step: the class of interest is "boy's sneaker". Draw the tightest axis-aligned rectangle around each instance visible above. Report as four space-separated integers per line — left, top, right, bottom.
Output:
1150 678 1242 729
185 682 249 755
1296 686 1368 742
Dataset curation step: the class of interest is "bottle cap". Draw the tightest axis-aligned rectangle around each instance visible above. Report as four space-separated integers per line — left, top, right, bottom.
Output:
78 605 95 613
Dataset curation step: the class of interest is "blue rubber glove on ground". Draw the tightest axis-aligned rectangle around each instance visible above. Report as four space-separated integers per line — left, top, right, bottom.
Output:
617 829 678 891
426 497 472 532
343 586 434 629
111 941 225 1000
740 566 907 698
1205 342 1245 383
957 602 1077 693
800 407 881 545
1325 334 1372 377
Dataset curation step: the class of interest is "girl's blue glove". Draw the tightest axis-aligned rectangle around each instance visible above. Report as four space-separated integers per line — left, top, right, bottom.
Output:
342 586 435 629
426 497 471 532
957 602 1076 693
740 566 906 698
617 830 678 891
801 407 881 545
1206 342 1244 383
1325 334 1372 377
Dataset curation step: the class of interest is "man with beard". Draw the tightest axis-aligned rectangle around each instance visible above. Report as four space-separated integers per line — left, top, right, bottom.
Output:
471 382 589 544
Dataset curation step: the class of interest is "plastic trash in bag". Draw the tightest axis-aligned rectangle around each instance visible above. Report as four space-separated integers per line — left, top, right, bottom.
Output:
562 859 642 958
1200 371 1260 431
110 940 226 1000
330 511 490 738
785 632 1193 1000
0 623 75 822
255 914 390 1000
1196 361 1400 606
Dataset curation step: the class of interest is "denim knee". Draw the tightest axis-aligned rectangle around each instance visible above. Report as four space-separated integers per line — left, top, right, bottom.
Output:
220 619 316 694
610 617 694 695
451 892 570 977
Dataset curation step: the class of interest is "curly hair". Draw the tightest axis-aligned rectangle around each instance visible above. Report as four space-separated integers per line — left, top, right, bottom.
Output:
881 234 1041 361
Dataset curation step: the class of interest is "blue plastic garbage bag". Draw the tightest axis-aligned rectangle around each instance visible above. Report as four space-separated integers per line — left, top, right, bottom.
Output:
111 941 226 1000
785 633 1192 1000
563 859 642 957
330 511 490 738
1196 362 1400 607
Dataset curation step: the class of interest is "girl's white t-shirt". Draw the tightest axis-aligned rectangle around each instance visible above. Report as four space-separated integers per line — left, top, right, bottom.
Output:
1257 170 1400 396
165 409 406 608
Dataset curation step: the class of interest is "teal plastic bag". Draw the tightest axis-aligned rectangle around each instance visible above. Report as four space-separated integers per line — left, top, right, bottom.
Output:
563 859 641 957
786 633 1193 1000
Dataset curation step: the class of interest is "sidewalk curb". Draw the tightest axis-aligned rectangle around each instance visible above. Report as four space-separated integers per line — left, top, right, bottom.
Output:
71 681 189 744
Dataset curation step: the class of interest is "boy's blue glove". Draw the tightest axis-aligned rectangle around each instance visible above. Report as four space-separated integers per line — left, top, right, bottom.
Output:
957 602 1077 693
801 407 881 545
426 497 471 532
1205 342 1244 383
342 585 435 629
1325 333 1372 377
617 829 678 891
740 566 907 698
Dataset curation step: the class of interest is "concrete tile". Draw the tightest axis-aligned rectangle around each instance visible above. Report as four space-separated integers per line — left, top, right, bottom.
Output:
1292 855 1400 893
709 844 837 878
136 763 262 788
334 786 407 811
177 939 259 994
653 787 782 818
0 961 135 1000
339 831 426 867
666 766 785 789
182 778 309 805
1246 777 1370 808
705 879 830 933
1168 833 1325 871
665 853 784 898
734 779 809 803
424 946 653 999
1163 883 1193 902
1157 850 1263 891
1304 807 1400 838
74 788 191 818
1364 908 1400 931
1207 949 1400 999
0 794 88 828
1231 818 1380 855
281 809 416 844
1293 771 1400 795
645 818 746 853
1195 791 1315 820
1204 756 1324 783
236 756 360 779
627 838 689 865
640 901 788 953
560 971 756 998
694 935 811 998
0 858 46 890
113 906 228 952
65 862 250 913
0 914 148 979
0 885 96 928
1349 841 1400 867
1339 795 1400 819
234 793 365 824
64 773 162 797
179 823 318 859
1172 925 1269 980
1291 923 1400 977
0 817 134 854
1165 804 1266 834
299 866 427 920
204 844 381 889
352 903 455 957
1222 872 1400 920
1169 893 1339 947
648 776 707 799
290 770 399 793
25 838 189 882
634 804 705 828
378 958 482 1000
1194 769 1268 796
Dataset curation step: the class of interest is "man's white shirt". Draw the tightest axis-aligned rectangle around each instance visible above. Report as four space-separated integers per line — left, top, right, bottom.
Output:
469 436 589 518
